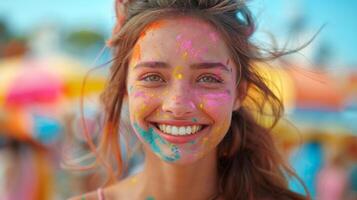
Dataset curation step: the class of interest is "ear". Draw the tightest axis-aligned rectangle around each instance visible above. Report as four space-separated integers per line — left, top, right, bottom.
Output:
233 80 248 111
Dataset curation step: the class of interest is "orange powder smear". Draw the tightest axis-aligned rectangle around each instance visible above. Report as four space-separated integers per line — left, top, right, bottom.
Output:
132 44 141 62
139 20 167 40
132 20 167 64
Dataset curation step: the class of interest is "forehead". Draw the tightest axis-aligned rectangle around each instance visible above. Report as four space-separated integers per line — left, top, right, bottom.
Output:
134 17 231 63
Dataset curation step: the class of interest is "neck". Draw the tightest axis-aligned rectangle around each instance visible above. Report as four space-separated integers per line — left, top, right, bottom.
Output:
140 148 219 200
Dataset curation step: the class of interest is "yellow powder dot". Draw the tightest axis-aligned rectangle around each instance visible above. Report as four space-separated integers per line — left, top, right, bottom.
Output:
176 73 183 79
199 103 204 109
140 104 146 113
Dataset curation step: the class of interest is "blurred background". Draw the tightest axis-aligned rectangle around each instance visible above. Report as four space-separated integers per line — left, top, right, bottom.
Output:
0 0 356 199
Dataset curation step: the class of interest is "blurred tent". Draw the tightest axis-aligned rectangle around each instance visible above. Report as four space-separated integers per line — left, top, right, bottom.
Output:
0 59 63 107
0 56 106 106
286 67 344 111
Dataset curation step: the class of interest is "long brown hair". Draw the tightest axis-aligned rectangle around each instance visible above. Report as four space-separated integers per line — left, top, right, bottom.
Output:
82 0 310 199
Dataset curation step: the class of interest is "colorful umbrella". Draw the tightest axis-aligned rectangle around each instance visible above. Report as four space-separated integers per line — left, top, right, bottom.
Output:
0 56 106 107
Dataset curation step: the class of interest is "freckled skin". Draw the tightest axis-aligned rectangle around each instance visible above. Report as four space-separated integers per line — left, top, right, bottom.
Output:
126 17 242 164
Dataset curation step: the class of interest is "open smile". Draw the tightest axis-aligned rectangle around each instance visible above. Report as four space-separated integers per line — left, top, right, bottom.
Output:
149 122 210 144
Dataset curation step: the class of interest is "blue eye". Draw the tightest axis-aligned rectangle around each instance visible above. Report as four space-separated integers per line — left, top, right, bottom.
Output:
197 75 223 83
141 74 165 82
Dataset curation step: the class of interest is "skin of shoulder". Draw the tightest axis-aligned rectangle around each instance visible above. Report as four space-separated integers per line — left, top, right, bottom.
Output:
68 173 143 200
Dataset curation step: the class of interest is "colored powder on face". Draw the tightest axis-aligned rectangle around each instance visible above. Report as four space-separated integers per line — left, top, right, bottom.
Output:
181 40 193 50
173 66 184 80
188 140 197 145
133 122 180 162
81 195 86 200
204 92 230 100
134 91 146 98
132 44 141 62
140 20 166 40
192 117 198 122
199 103 204 109
129 85 134 94
176 73 183 79
146 196 155 200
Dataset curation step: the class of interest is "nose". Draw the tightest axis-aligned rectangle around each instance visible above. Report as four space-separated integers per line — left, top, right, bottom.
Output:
161 85 196 118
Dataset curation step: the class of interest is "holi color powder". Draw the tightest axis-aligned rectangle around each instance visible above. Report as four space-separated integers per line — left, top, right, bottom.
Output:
199 103 204 109
132 44 141 62
176 35 203 59
176 73 183 79
172 66 184 79
133 123 180 162
146 196 155 200
192 117 198 122
139 21 166 40
129 85 134 94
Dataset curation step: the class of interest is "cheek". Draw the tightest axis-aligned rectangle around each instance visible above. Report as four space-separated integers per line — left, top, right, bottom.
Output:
128 86 162 121
198 90 233 147
199 89 233 119
129 88 155 118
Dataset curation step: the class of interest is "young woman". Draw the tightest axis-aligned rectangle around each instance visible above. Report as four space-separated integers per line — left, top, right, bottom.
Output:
70 0 309 199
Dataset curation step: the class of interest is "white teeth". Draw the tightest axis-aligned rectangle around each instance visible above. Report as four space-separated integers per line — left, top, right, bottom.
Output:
179 127 186 135
166 125 172 134
172 126 179 135
185 126 192 134
156 124 204 136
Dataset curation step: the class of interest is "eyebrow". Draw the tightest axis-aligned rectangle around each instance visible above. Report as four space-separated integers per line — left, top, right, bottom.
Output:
133 61 231 72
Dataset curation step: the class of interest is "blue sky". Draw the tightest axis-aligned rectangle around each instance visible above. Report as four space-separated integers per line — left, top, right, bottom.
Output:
1 0 356 67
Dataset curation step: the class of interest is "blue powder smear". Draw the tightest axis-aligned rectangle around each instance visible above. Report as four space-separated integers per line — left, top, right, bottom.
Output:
133 122 180 162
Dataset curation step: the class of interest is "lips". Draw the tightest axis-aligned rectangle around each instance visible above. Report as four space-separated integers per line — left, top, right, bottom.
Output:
148 122 209 144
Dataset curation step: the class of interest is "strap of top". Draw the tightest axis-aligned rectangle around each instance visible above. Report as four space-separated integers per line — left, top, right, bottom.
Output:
97 188 105 200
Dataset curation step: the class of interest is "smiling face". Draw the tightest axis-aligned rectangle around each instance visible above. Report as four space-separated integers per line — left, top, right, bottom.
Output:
126 17 243 164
